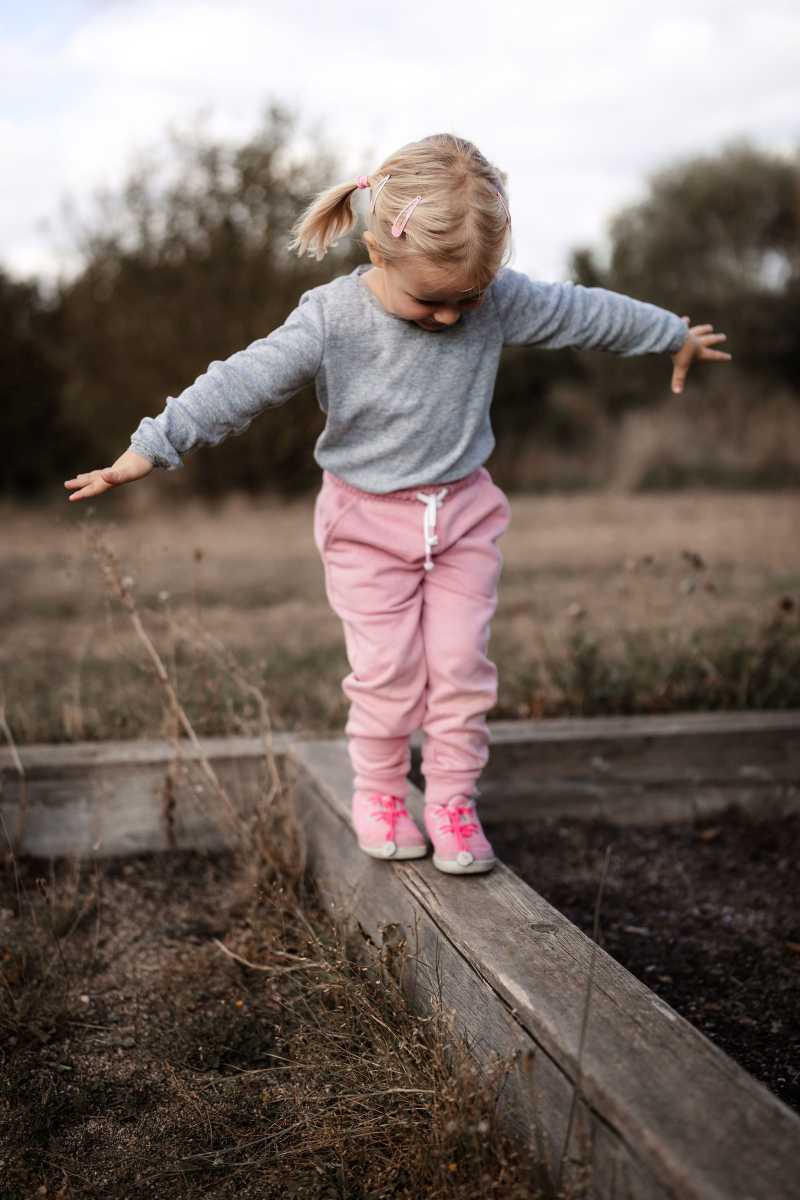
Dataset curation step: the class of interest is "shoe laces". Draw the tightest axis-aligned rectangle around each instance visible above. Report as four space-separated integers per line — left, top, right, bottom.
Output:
367 793 409 843
432 798 480 851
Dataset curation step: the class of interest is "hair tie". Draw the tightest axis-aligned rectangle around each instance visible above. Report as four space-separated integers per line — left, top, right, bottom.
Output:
392 195 423 238
356 175 370 189
369 174 391 213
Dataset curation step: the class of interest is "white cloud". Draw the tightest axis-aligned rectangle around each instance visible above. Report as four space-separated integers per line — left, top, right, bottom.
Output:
1 0 798 285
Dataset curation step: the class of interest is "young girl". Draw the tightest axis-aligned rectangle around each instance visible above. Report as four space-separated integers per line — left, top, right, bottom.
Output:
64 132 731 876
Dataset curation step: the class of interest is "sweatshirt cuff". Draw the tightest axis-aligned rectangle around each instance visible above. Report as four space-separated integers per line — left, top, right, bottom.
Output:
129 428 184 471
666 320 690 355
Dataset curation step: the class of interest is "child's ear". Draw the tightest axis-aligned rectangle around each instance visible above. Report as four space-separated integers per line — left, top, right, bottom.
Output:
362 232 386 269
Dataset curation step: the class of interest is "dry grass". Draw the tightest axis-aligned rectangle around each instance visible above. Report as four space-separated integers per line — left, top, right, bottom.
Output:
2 485 799 743
1 846 560 1198
0 526 579 1198
608 383 800 493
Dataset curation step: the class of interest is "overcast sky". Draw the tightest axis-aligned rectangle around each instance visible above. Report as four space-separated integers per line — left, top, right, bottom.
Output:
2 0 798 288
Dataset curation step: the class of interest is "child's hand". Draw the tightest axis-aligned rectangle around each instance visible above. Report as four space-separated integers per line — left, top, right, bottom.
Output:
670 316 732 394
64 448 154 502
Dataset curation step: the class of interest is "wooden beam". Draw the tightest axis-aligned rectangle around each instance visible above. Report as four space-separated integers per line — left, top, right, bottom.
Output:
290 735 800 1200
2 709 799 849
0 733 298 857
410 710 800 823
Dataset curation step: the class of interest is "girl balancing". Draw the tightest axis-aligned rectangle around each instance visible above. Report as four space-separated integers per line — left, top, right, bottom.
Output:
65 132 731 875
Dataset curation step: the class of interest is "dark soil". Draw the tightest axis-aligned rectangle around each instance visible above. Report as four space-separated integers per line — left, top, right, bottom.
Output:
485 807 800 1114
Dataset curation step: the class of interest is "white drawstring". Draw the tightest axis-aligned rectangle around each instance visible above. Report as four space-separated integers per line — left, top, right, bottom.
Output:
414 487 449 571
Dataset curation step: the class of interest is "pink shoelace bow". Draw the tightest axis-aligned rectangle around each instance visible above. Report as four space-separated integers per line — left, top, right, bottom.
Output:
368 793 409 842
434 800 479 851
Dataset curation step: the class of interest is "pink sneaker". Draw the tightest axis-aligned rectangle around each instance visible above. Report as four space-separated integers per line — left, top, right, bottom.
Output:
351 792 428 860
424 796 496 874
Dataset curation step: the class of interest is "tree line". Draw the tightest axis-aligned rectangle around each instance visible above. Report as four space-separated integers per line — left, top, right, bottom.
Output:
3 103 798 499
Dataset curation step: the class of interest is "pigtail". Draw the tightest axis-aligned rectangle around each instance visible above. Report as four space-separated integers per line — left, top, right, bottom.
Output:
288 179 363 261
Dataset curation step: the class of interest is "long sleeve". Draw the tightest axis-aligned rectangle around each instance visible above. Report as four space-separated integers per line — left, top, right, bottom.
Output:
129 290 325 470
490 266 689 357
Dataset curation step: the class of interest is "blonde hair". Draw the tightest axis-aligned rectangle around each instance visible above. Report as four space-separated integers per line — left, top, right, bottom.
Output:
288 132 512 290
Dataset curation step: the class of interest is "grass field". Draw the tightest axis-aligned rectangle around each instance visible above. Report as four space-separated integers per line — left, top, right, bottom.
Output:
3 486 799 745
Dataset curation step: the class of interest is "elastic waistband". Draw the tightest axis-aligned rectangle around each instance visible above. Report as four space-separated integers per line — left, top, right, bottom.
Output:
322 466 485 503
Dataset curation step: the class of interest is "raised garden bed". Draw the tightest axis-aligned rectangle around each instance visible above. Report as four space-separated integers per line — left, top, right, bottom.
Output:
3 712 800 1200
485 808 800 1114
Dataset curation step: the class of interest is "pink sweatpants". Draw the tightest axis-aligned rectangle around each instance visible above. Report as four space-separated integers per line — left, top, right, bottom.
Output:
313 465 512 807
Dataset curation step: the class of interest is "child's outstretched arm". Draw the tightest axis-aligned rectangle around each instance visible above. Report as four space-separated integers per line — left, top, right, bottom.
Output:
491 268 731 390
64 290 325 503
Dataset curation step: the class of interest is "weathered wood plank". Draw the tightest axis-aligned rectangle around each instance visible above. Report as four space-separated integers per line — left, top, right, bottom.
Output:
2 709 798 849
473 780 800 824
485 710 800 739
291 754 644 1198
0 733 298 770
0 734 297 857
290 736 800 1200
409 711 800 822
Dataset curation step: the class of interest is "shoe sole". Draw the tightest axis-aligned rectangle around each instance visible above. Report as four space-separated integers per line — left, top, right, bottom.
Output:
358 842 428 860
432 854 496 875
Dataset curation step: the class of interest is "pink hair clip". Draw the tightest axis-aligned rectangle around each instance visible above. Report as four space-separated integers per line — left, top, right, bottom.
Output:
369 174 391 213
496 190 511 228
356 175 370 189
392 195 423 238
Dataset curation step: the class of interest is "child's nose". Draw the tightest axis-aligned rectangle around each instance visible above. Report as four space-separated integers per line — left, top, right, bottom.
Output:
432 307 461 325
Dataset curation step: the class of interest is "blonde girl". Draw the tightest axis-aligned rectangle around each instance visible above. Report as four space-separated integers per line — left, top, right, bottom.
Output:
65 132 731 875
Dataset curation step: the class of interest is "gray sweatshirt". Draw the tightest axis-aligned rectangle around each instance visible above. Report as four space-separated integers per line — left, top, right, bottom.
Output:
129 262 689 493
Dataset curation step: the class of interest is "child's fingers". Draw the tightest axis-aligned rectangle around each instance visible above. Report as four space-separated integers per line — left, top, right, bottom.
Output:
67 482 103 501
671 360 690 392
697 332 732 361
699 333 730 347
66 469 114 483
64 459 151 501
64 469 113 501
64 470 104 485
66 485 92 501
100 466 145 485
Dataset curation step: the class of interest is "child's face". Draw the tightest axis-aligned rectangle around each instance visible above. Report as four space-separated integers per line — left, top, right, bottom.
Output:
366 241 490 331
